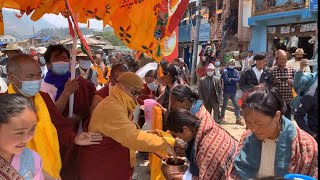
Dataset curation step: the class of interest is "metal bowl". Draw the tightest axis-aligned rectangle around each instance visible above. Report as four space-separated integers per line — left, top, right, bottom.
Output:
161 157 188 180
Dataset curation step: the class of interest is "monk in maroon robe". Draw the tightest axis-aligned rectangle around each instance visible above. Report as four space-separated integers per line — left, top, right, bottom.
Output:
3 54 102 180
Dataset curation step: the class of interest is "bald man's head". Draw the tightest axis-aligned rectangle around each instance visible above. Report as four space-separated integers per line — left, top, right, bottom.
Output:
275 49 288 67
7 54 42 91
110 64 128 86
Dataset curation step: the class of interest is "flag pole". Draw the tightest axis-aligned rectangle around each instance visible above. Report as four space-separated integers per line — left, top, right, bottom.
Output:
68 13 78 118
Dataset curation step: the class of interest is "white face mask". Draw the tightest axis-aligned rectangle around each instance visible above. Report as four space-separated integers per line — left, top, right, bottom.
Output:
229 66 235 69
79 60 91 70
207 71 214 77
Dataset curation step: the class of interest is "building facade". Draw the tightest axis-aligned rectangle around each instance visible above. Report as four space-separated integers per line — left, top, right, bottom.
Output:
248 0 318 59
0 35 21 43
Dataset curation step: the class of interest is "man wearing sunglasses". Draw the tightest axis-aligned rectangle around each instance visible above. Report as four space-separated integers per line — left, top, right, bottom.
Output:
79 72 176 180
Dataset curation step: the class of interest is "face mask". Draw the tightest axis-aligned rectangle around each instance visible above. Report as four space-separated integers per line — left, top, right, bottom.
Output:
39 57 46 65
52 62 69 75
147 82 158 91
79 60 91 70
229 66 235 69
13 75 41 97
207 71 214 76
214 61 221 67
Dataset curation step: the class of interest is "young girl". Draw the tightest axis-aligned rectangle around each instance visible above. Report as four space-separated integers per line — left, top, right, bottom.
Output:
0 94 44 180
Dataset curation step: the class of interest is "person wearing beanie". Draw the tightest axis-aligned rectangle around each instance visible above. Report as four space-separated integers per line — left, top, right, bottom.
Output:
198 63 222 123
79 72 176 180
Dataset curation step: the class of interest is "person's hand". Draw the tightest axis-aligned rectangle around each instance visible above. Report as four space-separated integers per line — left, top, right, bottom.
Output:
63 78 80 96
287 78 293 86
156 103 167 114
273 78 281 85
174 138 187 149
74 132 103 146
299 59 308 71
166 143 177 159
254 84 265 91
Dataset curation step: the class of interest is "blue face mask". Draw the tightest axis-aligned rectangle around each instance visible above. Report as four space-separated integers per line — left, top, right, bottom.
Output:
147 82 158 91
13 75 41 97
79 60 91 70
39 57 46 65
52 62 69 75
214 61 221 67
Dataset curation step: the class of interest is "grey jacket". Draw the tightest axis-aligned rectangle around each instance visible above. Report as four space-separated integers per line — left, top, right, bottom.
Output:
198 75 222 104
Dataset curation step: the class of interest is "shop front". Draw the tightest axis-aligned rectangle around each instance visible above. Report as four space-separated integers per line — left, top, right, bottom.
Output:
267 22 317 59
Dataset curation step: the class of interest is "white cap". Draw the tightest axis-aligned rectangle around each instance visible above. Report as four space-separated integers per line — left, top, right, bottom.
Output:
36 47 47 54
207 63 214 69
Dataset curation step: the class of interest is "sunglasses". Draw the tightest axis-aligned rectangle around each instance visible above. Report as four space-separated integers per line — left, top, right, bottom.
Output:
123 83 141 96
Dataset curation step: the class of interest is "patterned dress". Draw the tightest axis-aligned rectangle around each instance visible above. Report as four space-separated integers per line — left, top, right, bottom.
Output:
192 104 239 179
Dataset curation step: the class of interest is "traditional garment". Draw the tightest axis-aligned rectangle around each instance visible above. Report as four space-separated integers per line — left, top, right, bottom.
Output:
0 156 23 180
7 84 61 179
39 92 78 180
43 70 70 101
11 148 44 180
190 101 238 179
149 106 175 180
79 86 169 180
231 117 318 179
42 72 96 121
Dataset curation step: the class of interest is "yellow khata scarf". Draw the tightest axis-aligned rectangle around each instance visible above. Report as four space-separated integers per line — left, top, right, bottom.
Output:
111 86 138 167
8 84 62 179
149 106 175 180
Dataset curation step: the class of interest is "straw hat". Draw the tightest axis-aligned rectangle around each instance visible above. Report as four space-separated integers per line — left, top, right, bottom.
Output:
1 44 22 53
76 48 88 57
36 47 47 54
292 48 306 57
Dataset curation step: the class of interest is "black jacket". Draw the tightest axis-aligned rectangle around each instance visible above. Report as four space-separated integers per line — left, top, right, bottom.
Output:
239 67 273 92
294 88 318 141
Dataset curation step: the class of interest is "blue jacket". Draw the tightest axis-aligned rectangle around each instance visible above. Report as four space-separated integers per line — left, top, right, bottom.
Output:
291 71 318 109
221 68 240 94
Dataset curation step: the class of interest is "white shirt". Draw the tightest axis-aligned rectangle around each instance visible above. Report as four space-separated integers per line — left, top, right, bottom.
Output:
252 66 263 83
40 65 48 79
286 59 311 72
257 139 277 178
0 77 7 93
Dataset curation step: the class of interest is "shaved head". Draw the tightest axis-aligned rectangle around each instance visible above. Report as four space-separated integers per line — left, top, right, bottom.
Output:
7 54 42 92
275 49 287 59
7 54 39 74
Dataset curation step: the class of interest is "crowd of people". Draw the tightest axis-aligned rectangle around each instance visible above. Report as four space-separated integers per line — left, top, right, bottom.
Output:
0 42 317 180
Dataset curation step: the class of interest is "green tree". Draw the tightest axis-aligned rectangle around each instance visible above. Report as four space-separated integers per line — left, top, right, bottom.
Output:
100 31 124 46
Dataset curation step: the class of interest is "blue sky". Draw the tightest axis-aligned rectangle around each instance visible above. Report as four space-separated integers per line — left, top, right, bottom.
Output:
4 8 105 30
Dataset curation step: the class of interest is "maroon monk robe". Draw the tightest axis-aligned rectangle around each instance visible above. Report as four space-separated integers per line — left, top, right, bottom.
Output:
137 83 156 105
63 77 96 126
95 84 109 99
39 92 79 180
78 117 133 180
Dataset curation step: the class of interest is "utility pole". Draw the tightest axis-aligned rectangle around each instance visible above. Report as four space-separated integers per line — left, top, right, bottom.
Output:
190 0 202 85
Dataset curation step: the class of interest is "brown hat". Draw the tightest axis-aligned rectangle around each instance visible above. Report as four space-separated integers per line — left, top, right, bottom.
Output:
117 72 144 90
292 48 307 56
